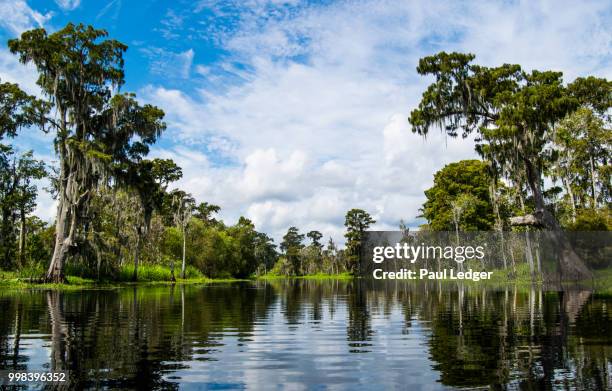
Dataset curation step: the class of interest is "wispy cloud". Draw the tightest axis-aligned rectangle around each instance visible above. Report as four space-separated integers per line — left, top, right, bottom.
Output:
55 0 80 11
95 0 122 22
140 47 195 79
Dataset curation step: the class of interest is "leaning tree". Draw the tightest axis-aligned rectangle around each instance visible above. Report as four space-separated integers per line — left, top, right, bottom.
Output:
9 24 166 282
409 52 610 280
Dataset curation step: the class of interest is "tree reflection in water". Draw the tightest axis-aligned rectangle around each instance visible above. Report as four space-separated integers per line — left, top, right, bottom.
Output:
0 281 610 389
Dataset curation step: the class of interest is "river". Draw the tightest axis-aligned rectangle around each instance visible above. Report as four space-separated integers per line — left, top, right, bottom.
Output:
0 280 610 390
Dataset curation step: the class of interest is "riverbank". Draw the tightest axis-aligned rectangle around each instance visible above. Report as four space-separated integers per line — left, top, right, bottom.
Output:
0 265 248 290
2 267 610 292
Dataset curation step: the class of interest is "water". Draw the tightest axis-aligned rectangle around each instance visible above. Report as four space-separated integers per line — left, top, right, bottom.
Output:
0 280 610 390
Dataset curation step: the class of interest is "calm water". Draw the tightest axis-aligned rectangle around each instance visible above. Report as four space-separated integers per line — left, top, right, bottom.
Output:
0 280 611 390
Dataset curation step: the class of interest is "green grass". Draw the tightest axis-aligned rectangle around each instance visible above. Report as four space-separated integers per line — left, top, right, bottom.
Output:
592 268 612 295
0 264 247 290
117 264 203 282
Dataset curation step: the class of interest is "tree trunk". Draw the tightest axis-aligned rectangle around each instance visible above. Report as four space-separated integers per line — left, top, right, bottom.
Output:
0 208 14 269
562 177 577 223
491 183 508 271
589 156 597 208
17 208 26 268
132 232 141 282
523 159 592 280
47 197 70 283
181 226 186 279
524 230 535 279
518 190 535 279
534 234 542 276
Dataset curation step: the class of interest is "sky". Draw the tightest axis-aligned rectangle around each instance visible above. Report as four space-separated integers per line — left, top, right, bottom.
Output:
0 0 611 245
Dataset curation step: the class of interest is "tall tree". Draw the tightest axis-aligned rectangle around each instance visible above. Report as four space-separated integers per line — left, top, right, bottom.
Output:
421 160 496 231
280 226 304 275
9 24 166 282
551 108 610 213
171 190 195 279
408 51 607 280
0 146 45 268
344 208 375 274
306 230 323 249
254 232 277 274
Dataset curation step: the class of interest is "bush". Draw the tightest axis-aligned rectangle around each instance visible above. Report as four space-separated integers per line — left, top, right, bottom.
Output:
268 257 294 276
566 209 611 231
118 264 203 282
17 262 46 280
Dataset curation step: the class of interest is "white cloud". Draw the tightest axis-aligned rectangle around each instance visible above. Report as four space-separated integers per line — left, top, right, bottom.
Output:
54 0 80 11
2 0 610 245
140 0 610 244
0 0 52 35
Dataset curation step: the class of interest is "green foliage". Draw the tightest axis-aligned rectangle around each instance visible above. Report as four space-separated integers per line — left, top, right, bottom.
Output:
0 79 47 139
194 202 221 225
344 208 375 273
565 209 611 231
0 145 46 268
281 226 305 275
267 257 294 277
421 160 496 231
409 51 610 234
551 108 611 217
118 264 203 282
9 23 167 281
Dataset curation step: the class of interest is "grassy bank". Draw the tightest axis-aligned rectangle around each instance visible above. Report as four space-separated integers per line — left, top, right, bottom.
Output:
2 265 610 291
0 264 246 290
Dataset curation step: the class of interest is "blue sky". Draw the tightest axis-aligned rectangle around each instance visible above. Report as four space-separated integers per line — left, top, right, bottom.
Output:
1 0 611 244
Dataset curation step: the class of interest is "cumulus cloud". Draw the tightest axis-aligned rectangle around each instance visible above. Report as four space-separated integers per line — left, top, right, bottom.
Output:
2 0 611 245
140 0 610 244
0 0 52 35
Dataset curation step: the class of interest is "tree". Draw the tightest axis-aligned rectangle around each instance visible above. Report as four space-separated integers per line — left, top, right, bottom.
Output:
0 146 46 269
280 226 304 275
323 237 339 274
9 24 166 282
171 190 195 279
421 160 496 232
150 159 182 191
302 230 323 274
254 232 277 274
227 217 260 277
551 108 610 216
306 230 323 249
0 79 46 140
344 208 375 274
409 51 606 280
0 79 47 270
123 160 167 281
194 202 221 225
